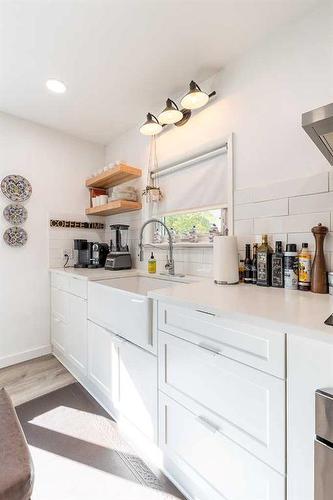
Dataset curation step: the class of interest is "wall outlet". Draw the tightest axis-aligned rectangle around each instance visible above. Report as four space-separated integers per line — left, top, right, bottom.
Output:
63 248 74 259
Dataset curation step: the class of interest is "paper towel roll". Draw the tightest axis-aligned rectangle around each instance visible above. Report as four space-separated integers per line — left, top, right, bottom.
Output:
213 236 239 285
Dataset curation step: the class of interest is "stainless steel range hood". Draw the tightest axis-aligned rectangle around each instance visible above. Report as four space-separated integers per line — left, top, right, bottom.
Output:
302 103 333 165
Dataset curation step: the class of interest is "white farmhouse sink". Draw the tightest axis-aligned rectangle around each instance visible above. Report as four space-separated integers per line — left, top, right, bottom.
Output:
88 275 183 352
96 276 176 295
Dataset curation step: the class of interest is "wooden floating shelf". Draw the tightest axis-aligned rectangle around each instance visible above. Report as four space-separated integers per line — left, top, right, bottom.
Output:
85 200 142 216
86 163 142 189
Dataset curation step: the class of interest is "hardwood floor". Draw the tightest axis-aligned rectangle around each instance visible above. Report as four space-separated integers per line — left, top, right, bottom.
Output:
1 355 185 499
0 354 75 406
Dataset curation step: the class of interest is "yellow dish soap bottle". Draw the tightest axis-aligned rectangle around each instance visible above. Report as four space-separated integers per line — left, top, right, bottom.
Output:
148 252 156 274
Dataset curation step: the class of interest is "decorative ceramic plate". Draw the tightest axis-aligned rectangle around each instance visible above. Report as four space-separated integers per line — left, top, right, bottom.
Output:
1 175 32 202
3 204 28 225
3 227 28 247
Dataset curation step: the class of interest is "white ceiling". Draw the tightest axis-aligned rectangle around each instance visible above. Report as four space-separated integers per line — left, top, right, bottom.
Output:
0 0 318 144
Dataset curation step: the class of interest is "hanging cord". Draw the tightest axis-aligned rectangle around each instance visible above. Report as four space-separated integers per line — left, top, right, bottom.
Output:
63 253 70 269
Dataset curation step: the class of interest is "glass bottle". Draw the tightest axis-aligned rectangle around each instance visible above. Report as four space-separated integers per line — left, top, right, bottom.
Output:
271 241 284 288
298 242 311 291
244 244 252 284
252 244 258 284
257 235 273 287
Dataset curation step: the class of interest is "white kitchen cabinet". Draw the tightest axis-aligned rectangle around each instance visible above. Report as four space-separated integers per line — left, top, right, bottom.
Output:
68 294 87 375
87 320 113 400
50 286 69 354
114 337 158 443
159 330 285 473
51 276 87 378
159 392 285 500
158 302 286 378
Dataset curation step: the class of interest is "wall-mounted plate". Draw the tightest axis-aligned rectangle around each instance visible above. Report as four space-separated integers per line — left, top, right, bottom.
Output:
3 226 28 247
3 204 28 225
1 175 32 202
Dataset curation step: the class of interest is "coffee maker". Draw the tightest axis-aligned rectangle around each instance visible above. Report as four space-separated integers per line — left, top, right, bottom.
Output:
89 242 109 268
74 239 90 268
105 224 132 270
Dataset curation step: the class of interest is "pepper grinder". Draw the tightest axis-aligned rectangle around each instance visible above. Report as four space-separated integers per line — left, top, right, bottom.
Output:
311 223 328 294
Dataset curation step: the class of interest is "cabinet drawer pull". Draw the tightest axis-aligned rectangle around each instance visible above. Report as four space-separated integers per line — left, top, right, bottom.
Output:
198 342 221 356
196 309 216 317
197 415 220 433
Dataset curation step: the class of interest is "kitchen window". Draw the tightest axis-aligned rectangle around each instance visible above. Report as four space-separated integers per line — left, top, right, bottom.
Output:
153 207 227 245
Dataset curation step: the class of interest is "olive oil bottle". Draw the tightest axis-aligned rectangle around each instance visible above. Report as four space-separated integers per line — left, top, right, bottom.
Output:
257 235 273 287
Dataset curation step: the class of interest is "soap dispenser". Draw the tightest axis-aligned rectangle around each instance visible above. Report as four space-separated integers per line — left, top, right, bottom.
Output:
148 252 156 274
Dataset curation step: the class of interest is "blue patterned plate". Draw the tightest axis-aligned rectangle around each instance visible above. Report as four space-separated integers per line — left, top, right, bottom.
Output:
3 204 28 225
3 227 28 247
1 175 32 202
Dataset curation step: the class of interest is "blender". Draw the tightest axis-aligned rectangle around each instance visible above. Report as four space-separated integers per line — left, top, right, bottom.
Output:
105 224 132 270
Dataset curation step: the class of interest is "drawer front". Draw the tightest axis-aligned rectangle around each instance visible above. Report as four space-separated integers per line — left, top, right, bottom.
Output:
159 331 285 473
315 440 333 500
69 276 87 299
158 302 285 378
159 392 285 500
50 272 87 299
51 272 71 293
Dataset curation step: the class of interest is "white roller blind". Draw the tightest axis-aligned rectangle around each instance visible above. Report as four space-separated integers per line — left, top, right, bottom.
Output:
154 150 228 215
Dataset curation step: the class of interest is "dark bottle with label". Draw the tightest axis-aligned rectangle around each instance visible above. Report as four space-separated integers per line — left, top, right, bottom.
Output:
257 234 273 287
244 244 252 284
252 244 258 284
271 241 284 288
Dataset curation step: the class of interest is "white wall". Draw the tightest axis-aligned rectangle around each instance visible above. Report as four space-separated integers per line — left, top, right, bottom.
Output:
0 112 104 367
104 2 333 273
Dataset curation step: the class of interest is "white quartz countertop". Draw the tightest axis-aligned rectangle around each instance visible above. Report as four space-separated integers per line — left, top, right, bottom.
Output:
149 280 333 344
50 267 333 343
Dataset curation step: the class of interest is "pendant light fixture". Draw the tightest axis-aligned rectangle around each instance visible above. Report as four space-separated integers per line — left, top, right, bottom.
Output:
158 98 183 125
140 113 162 136
181 80 216 110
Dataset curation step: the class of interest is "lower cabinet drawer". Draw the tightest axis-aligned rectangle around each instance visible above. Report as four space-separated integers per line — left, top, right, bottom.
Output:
51 272 71 293
69 276 87 299
158 302 285 378
159 331 285 473
159 392 285 500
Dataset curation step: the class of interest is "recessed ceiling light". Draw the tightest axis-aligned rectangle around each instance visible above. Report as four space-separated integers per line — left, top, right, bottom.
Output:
46 79 67 94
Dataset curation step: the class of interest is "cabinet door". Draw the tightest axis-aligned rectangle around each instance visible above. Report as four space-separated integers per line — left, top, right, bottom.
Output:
114 337 158 442
87 321 112 400
50 287 69 353
68 295 87 375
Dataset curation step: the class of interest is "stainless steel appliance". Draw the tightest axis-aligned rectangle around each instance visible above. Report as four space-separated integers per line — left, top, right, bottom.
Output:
74 239 90 268
89 242 109 268
315 388 333 499
302 103 333 165
105 224 132 270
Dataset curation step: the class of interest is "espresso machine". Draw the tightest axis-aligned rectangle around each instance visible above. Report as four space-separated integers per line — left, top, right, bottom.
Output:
105 224 132 270
89 242 109 268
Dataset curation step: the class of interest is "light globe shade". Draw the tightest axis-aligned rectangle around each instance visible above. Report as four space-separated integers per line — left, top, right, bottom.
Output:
46 79 67 93
158 99 183 125
158 108 183 125
181 89 209 110
140 113 162 136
